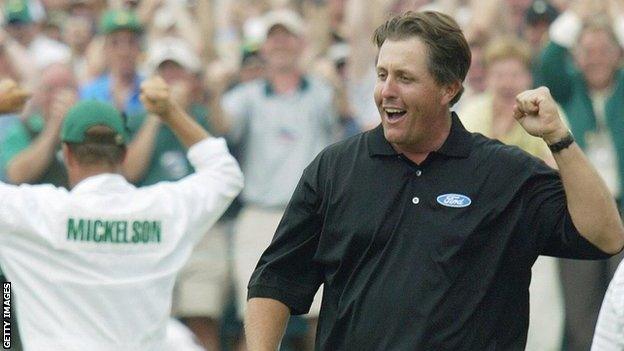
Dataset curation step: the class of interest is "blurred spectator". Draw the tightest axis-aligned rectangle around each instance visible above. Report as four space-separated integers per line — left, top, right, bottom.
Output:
524 0 559 53
460 36 488 105
1 63 77 187
459 36 563 351
212 8 339 350
461 37 551 160
79 8 144 117
536 1 624 349
3 0 70 70
63 10 98 84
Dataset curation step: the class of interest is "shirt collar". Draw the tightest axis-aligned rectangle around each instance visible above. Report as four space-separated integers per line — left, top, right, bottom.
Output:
70 173 134 194
367 112 472 158
264 76 309 96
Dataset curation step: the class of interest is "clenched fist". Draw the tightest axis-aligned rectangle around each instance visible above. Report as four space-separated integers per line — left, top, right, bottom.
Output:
0 79 30 115
513 86 569 144
140 76 178 120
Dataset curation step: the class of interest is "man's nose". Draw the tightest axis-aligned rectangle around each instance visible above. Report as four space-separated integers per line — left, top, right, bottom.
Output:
380 78 399 99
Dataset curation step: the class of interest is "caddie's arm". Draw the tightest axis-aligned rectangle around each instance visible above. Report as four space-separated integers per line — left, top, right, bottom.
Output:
139 76 210 147
122 115 160 182
514 86 624 254
245 298 290 351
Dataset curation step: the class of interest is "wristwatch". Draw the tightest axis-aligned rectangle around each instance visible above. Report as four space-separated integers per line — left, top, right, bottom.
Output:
547 131 575 153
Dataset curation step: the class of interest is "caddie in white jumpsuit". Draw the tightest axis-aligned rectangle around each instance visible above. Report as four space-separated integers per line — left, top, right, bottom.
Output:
0 76 243 350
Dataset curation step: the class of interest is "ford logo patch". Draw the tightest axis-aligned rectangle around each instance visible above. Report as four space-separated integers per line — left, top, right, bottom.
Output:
436 194 471 208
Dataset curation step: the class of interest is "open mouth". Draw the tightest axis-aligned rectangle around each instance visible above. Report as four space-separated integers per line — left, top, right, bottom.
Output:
384 107 407 123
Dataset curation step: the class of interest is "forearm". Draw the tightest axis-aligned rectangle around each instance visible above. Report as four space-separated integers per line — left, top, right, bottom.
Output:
6 127 59 184
162 104 210 148
553 142 624 254
123 116 160 182
245 298 290 351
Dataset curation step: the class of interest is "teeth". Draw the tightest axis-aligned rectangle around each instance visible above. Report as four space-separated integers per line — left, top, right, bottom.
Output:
385 108 405 114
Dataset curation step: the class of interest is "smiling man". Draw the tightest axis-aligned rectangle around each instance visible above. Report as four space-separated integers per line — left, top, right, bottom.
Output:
244 11 624 350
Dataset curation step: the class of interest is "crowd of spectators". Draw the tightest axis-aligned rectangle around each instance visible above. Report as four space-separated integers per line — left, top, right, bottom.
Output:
0 0 623 350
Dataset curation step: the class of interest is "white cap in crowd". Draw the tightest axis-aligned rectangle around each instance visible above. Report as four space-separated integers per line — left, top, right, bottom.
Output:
261 9 305 40
145 37 202 74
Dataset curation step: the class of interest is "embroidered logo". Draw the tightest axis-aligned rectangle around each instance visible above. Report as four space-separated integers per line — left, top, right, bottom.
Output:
436 194 471 208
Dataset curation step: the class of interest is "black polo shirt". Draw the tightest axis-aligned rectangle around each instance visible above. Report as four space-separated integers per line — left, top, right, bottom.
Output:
248 113 611 350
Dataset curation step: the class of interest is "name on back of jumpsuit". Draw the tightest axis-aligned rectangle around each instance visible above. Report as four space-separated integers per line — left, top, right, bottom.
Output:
66 218 162 244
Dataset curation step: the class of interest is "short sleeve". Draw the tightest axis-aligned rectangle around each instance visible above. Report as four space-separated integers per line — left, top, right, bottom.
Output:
247 155 325 315
526 162 612 259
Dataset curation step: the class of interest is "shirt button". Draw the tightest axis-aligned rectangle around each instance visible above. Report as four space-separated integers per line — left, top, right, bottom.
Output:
412 197 420 204
416 170 422 177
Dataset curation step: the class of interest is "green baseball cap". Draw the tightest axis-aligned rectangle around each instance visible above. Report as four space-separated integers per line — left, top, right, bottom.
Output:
4 0 32 24
61 100 128 145
99 9 142 35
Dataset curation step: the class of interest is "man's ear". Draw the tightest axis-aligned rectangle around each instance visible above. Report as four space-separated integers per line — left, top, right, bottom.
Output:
62 143 74 167
440 80 462 106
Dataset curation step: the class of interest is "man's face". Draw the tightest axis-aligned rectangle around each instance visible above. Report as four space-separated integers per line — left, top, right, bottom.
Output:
105 29 141 75
261 25 302 70
486 57 532 102
575 29 621 91
374 38 454 149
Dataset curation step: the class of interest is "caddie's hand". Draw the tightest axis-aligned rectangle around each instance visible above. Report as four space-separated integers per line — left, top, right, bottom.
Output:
0 79 30 115
140 75 176 120
513 86 569 144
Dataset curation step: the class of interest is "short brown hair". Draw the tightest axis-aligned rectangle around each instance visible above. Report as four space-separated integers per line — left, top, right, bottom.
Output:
483 36 532 69
65 126 126 166
373 11 471 105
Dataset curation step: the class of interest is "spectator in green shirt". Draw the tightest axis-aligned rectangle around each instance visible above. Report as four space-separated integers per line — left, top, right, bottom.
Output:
1 63 77 188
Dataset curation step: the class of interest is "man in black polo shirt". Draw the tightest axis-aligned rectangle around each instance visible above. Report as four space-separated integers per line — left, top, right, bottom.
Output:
244 11 624 350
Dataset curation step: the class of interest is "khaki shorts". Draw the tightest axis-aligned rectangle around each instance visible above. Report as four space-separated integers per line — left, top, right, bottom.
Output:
172 221 230 318
234 206 322 319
